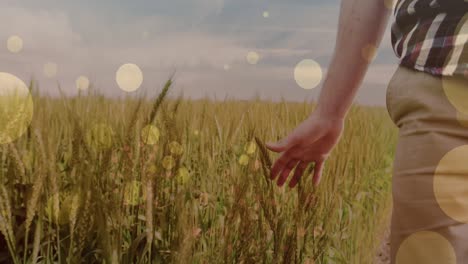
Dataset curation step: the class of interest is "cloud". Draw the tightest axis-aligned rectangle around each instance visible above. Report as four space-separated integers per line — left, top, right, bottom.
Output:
0 7 82 87
0 1 397 106
0 7 81 55
0 6 248 96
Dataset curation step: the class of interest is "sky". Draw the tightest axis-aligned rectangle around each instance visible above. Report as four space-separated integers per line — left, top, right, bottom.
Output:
0 0 400 105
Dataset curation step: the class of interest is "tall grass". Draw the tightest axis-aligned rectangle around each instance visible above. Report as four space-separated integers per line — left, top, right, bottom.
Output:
0 80 397 263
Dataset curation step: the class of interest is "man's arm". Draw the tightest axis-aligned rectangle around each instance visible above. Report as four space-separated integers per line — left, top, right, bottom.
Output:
317 0 391 119
266 1 392 187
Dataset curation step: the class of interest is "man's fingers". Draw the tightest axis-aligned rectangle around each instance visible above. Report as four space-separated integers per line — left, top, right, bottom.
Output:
288 161 309 188
270 153 289 180
312 159 325 186
270 145 301 180
277 159 299 187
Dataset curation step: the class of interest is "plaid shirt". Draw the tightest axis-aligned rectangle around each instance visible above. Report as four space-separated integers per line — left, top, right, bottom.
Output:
391 0 468 77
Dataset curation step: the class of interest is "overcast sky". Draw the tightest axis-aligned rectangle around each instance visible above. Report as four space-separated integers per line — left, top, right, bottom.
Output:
0 0 399 105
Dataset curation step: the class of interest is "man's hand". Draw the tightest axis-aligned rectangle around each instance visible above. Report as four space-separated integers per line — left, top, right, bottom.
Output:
265 111 344 188
264 0 390 188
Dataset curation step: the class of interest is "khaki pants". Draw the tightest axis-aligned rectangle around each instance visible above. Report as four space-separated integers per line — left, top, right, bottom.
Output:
386 66 468 264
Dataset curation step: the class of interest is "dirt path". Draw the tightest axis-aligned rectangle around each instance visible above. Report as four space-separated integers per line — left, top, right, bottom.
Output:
374 225 391 264
374 202 392 264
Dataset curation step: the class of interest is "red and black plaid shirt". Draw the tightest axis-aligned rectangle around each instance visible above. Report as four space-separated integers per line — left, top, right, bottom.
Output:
391 0 468 77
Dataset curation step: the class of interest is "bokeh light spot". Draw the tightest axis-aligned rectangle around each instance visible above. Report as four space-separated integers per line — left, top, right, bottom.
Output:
169 141 184 156
294 59 323 90
141 125 160 145
76 76 90 91
254 159 261 171
116 63 143 92
7 35 23 53
162 155 176 170
0 72 34 144
43 62 58 78
45 192 78 225
442 76 468 115
396 231 456 264
177 167 190 184
384 0 396 10
434 145 468 223
263 11 270 18
142 31 150 40
246 51 260 65
85 123 114 150
239 154 249 166
456 111 468 127
124 180 142 206
244 141 257 155
362 44 377 62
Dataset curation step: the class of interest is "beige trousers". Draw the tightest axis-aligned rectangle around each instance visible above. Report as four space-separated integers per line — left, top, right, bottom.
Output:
386 66 468 264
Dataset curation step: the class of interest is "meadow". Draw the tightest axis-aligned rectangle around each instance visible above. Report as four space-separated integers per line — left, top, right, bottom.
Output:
0 79 397 264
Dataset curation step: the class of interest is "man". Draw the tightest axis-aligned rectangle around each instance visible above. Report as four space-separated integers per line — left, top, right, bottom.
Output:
266 0 467 263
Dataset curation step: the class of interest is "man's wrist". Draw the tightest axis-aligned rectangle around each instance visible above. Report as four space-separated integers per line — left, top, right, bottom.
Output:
314 103 347 121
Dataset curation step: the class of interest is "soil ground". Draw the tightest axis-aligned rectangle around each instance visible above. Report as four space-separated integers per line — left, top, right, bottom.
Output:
375 225 391 264
374 206 392 264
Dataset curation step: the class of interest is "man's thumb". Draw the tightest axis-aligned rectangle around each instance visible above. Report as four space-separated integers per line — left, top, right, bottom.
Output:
265 138 291 152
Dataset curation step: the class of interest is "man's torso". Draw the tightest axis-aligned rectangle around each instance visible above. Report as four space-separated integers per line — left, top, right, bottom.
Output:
391 0 468 77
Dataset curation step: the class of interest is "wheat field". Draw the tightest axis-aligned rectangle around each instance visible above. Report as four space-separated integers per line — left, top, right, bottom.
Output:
0 79 397 264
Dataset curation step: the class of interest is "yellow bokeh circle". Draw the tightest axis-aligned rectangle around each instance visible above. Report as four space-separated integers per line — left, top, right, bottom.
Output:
76 76 90 91
169 141 184 156
43 62 58 78
384 0 396 10
294 59 323 90
244 141 257 155
239 154 249 166
177 167 190 184
116 63 143 92
263 11 270 18
124 180 143 206
141 125 160 145
85 123 114 150
0 72 34 144
45 192 79 225
361 44 377 62
246 51 260 65
396 231 456 264
456 111 468 128
442 76 468 115
162 155 176 170
434 145 468 223
7 35 23 53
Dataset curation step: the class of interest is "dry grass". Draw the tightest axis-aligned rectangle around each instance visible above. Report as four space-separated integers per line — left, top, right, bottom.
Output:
0 80 397 263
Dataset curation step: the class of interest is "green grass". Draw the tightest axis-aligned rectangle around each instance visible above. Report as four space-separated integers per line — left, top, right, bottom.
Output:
0 80 397 264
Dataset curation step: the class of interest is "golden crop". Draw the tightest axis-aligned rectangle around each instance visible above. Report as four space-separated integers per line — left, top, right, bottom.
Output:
0 79 396 264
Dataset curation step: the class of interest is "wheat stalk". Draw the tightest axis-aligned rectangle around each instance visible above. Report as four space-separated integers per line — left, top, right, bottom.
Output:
30 216 42 264
7 143 26 183
147 78 173 125
0 186 17 262
254 137 272 173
